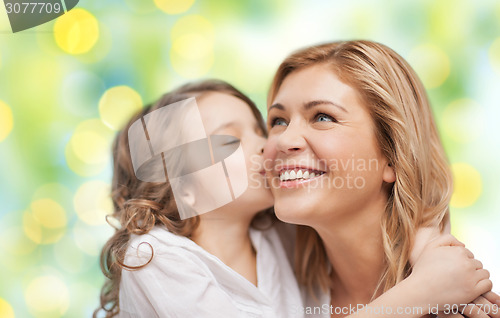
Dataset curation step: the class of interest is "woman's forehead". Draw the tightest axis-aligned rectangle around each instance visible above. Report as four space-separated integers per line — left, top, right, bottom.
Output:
270 66 362 112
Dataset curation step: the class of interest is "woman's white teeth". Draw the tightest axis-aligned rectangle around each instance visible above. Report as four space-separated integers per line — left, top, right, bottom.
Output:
279 169 322 181
280 171 289 181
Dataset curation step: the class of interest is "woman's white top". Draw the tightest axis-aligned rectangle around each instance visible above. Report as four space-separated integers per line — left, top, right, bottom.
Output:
118 224 303 317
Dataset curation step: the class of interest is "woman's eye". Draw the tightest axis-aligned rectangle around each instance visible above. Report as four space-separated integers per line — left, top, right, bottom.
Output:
315 113 336 123
271 118 287 127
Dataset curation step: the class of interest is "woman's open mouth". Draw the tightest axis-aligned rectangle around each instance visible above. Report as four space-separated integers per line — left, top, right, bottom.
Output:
278 167 326 188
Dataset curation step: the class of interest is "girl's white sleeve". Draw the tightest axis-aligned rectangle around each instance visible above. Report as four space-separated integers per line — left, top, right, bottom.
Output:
118 243 243 318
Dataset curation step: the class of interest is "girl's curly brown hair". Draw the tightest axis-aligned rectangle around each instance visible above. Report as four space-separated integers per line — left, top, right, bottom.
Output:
93 79 268 318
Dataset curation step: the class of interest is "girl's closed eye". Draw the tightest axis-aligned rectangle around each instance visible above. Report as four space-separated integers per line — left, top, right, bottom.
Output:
223 138 240 145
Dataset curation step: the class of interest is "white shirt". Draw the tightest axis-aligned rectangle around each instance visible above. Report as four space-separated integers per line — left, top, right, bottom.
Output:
300 287 330 318
118 224 304 317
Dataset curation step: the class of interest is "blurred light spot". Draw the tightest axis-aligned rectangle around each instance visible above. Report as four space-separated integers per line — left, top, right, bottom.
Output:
61 71 105 117
429 0 473 46
154 0 195 14
65 119 114 177
53 22 112 63
171 15 214 44
65 144 106 177
408 44 450 89
0 226 37 256
33 183 73 210
72 131 109 164
23 212 43 244
54 8 99 55
0 212 37 257
66 282 98 315
450 163 482 208
53 235 93 274
441 99 485 143
74 22 113 64
25 276 69 316
74 180 112 225
173 33 212 59
0 298 15 318
170 15 214 78
73 221 114 256
31 199 66 229
0 100 14 142
489 37 500 75
170 48 214 78
125 0 158 13
98 86 143 131
23 200 66 245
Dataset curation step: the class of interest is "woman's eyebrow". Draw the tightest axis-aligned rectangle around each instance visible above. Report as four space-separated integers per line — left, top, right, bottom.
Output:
304 100 348 113
268 103 285 112
269 100 348 113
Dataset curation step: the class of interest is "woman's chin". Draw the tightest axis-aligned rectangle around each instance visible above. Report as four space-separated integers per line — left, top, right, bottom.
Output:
273 202 317 226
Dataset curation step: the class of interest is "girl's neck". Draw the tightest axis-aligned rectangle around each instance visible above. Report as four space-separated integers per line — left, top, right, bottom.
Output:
314 203 387 305
191 214 258 286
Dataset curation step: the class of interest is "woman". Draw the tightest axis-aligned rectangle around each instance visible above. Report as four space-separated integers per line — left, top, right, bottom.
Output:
263 40 499 316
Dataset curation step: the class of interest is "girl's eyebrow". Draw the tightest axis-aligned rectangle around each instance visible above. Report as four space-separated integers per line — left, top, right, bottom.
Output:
269 100 348 113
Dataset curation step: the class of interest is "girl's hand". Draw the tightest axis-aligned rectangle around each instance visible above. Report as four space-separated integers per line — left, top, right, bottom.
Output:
409 234 493 311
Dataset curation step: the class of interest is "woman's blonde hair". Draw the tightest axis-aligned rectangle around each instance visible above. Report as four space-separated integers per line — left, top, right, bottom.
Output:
94 79 268 317
268 40 452 297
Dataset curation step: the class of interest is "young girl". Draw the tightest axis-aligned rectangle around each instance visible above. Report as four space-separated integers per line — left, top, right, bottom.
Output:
94 79 495 318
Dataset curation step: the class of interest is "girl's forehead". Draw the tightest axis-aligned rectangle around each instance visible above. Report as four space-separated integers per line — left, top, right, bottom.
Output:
197 92 257 131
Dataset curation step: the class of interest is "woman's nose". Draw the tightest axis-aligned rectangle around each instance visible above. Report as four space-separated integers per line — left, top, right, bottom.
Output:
276 122 306 154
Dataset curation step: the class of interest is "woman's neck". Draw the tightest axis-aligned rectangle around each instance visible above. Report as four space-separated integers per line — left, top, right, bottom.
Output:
314 201 387 305
191 213 258 285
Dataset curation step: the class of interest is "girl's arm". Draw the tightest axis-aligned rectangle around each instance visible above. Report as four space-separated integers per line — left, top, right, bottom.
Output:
346 234 499 318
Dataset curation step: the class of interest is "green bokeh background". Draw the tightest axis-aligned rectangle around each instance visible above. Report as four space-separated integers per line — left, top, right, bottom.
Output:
0 0 499 317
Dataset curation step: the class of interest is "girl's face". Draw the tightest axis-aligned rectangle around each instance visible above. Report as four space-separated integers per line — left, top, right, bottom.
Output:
197 92 273 216
263 65 395 226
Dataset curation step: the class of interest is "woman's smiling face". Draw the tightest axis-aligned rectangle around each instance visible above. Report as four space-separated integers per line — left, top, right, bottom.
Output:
263 64 395 226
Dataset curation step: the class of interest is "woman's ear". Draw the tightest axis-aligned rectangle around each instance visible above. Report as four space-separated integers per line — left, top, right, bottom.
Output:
383 162 396 183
